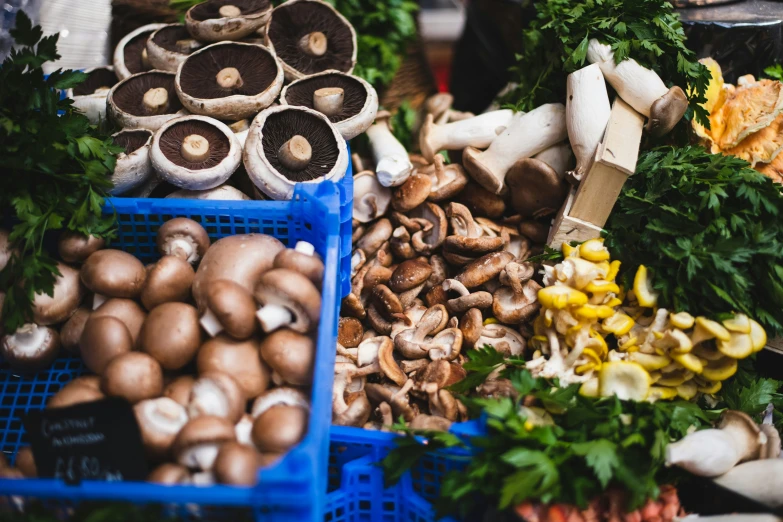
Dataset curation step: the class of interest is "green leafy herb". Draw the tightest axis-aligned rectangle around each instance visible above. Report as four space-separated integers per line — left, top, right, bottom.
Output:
447 345 526 394
499 0 710 126
388 100 417 151
714 358 783 430
0 12 119 331
763 64 783 81
605 145 783 336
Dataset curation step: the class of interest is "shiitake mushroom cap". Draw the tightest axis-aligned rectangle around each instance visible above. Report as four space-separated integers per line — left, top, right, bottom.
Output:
108 71 185 131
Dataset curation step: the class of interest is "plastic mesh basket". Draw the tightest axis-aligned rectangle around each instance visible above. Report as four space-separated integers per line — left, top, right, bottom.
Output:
0 180 342 522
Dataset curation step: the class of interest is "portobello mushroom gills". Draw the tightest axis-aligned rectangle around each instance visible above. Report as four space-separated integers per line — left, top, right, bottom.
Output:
262 110 339 182
124 30 156 76
152 25 200 55
113 130 152 155
188 0 270 21
268 1 354 76
284 74 366 123
73 68 118 96
113 72 183 117
159 119 231 170
178 44 278 100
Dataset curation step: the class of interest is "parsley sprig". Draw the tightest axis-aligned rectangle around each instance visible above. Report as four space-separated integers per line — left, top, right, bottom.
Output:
0 12 119 331
499 0 710 127
605 146 783 336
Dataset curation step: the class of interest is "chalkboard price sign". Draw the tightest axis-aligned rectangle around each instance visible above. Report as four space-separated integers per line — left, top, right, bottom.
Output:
23 397 148 484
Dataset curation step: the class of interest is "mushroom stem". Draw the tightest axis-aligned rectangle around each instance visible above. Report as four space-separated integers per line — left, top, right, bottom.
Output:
313 87 344 117
168 238 199 262
294 241 315 256
299 32 328 57
419 110 514 162
256 304 292 333
142 88 169 115
216 67 243 90
175 39 200 53
277 135 312 171
366 117 413 187
566 64 611 182
181 443 221 471
181 134 210 163
218 4 242 18
141 48 151 69
199 308 224 338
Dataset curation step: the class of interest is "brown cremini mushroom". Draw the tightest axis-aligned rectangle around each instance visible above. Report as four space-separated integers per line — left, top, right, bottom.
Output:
0 323 60 372
135 397 189 459
81 250 147 307
250 387 309 453
91 298 147 346
199 280 258 340
58 231 105 264
258 329 314 386
157 218 211 265
273 242 324 290
140 256 194 311
173 415 236 471
197 335 270 398
213 441 265 486
80 316 133 374
148 463 190 484
61 307 91 353
188 371 245 424
101 352 164 404
48 376 104 409
254 268 321 334
140 302 202 370
164 375 196 407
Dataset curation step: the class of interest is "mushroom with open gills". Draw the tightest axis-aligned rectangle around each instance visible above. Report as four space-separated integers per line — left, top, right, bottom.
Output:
506 158 569 218
176 42 283 121
148 463 190 484
146 24 202 73
151 115 242 191
135 397 189 460
188 371 246 423
407 202 448 255
110 129 154 195
192 233 284 310
108 71 186 131
493 265 542 324
394 305 449 360
1 323 60 372
274 241 324 290
254 268 321 334
250 387 310 453
32 262 84 326
213 441 265 486
48 376 104 408
141 255 195 311
198 335 270 398
200 279 257 339
61 307 91 353
259 329 315 386
353 170 391 223
140 302 202 370
101 352 163 404
185 0 272 42
476 323 526 356
156 217 211 265
91 298 147 346
80 249 147 308
244 105 349 200
173 415 236 471
420 155 469 202
66 66 119 124
266 0 357 80
113 23 167 80
79 316 133 374
332 370 371 427
280 70 377 140
364 382 418 422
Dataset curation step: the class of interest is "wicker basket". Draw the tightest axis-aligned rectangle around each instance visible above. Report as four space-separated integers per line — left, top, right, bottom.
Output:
379 35 439 113
110 0 180 48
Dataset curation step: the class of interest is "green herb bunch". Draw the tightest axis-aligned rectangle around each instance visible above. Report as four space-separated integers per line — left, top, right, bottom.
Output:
605 146 783 336
0 12 119 332
499 0 711 126
382 363 716 519
714 357 783 431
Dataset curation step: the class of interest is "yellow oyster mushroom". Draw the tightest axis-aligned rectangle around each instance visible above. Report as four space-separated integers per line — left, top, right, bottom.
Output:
561 241 577 257
538 285 588 309
579 239 610 262
575 304 615 320
696 379 722 394
602 313 635 336
676 380 699 400
629 351 672 371
579 378 599 398
647 385 679 401
691 317 731 345
722 314 751 334
585 280 620 294
717 331 754 359
672 352 704 374
598 361 651 401
669 311 695 330
633 265 659 308
693 343 724 361
701 356 738 381
606 260 621 282
749 319 767 352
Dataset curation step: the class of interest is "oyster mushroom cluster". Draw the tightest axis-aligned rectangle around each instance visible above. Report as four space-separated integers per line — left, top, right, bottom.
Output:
99 0 373 199
0 220 325 486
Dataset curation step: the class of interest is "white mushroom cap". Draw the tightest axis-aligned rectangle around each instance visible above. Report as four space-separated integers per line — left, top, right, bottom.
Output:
185 0 273 43
150 115 242 191
110 129 154 195
244 105 349 200
113 23 167 80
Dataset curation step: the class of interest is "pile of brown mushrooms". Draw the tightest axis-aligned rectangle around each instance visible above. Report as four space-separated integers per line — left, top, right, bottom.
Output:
0 220 324 486
101 0 372 200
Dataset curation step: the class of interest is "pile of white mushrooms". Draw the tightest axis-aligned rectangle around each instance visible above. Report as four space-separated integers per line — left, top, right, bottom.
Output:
80 0 377 200
0 220 324 486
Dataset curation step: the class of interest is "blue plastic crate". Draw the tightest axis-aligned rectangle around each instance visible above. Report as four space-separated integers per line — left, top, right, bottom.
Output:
0 181 342 522
338 153 354 299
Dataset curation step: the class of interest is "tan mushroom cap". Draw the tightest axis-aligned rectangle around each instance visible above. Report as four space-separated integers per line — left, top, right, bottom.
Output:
459 308 483 349
390 259 432 293
172 415 236 463
457 181 506 219
1 323 61 372
91 298 147 346
213 441 263 486
355 218 392 257
197 335 270 398
505 158 569 218
202 279 258 340
188 371 245 423
80 316 134 374
101 352 164 404
61 307 91 354
58 231 105 264
140 302 202 370
254 268 322 334
80 249 146 300
148 463 190 484
164 375 196 407
251 404 308 453
518 220 550 244
15 447 36 478
156 218 210 264
455 251 515 289
409 414 452 431
258 329 315 386
48 376 104 409
273 245 325 290
140 256 194 311
493 279 542 324
647 86 688 138
32 262 85 326
392 172 433 213
337 317 363 348
134 397 189 459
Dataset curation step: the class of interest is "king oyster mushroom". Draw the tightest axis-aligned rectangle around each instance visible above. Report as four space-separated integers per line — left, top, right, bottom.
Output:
110 129 154 195
150 115 242 191
280 70 378 140
185 0 272 43
244 105 349 200
265 0 357 80
113 23 167 80
146 24 202 73
66 67 119 124
176 42 283 121
107 71 187 131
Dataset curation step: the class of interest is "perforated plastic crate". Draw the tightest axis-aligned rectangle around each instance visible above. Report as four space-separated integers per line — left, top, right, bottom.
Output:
0 181 342 522
338 152 354 299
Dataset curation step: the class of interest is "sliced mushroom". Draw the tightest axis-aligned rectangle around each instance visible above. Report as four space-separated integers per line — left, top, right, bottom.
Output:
107 71 186 131
156 217 211 265
280 71 377 139
81 249 146 306
140 302 202 370
244 105 349 200
48 376 104 409
79 316 133 374
197 335 270 398
188 371 245 423
353 170 392 223
113 23 167 80
101 352 164 404
140 255 194 311
254 268 321 334
250 387 310 453
58 231 105 264
200 279 257 339
173 415 236 471
259 329 314 386
135 397 189 459
176 42 283 120
146 24 202 72
111 129 154 195
32 262 84 325
185 0 272 43
266 0 357 80
150 115 242 191
1 323 60 372
67 66 119 124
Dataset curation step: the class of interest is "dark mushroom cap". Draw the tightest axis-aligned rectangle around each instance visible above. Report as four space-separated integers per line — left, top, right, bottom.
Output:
186 0 272 42
506 158 568 218
113 24 166 80
176 42 282 121
58 231 105 265
1 324 61 373
79 316 133 374
390 259 432 293
140 302 202 370
456 251 515 289
518 219 550 244
81 249 147 300
647 86 688 138
266 0 357 80
251 404 308 453
459 308 483 349
254 268 321 334
101 352 164 404
338 317 363 348
203 279 258 340
141 255 195 311
392 172 432 213
197 335 270 398
108 71 184 131
72 67 118 97
258 328 314 386
48 376 104 409
456 181 506 218
213 441 263 486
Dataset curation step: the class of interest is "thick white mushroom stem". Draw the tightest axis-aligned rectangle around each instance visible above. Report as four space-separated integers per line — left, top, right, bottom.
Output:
181 134 210 163
418 109 514 162
299 32 327 57
665 429 749 477
216 67 243 89
218 4 242 18
142 88 169 115
294 241 315 256
199 308 224 338
313 87 344 117
7 323 47 355
566 64 611 182
365 117 413 187
176 39 200 53
713 459 783 508
256 303 292 333
278 135 312 171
